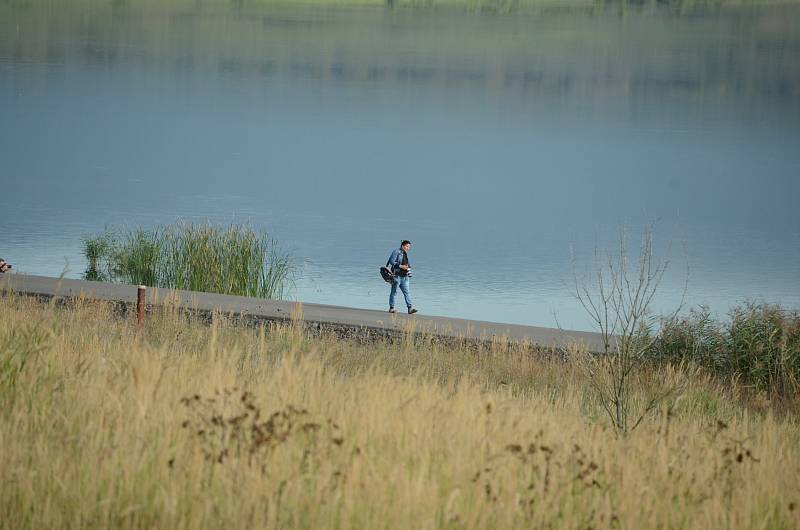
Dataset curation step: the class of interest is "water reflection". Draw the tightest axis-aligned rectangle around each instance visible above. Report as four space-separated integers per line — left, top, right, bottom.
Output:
4 4 799 105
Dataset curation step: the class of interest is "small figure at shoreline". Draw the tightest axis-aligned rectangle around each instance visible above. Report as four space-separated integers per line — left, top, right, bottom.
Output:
0 258 12 273
386 240 418 315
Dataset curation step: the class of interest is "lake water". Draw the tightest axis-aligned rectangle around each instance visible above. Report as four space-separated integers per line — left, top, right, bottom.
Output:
1 3 799 331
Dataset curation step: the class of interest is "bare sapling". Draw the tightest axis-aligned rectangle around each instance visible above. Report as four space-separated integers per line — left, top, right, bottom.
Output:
573 225 686 434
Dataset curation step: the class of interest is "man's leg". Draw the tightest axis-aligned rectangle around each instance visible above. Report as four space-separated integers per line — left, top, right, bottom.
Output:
399 276 413 310
389 277 399 310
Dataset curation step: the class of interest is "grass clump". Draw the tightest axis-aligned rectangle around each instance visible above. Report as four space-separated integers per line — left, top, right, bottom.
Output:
82 222 293 299
654 303 800 404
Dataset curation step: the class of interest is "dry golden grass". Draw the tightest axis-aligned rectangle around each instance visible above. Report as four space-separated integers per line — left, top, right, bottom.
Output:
1 293 799 529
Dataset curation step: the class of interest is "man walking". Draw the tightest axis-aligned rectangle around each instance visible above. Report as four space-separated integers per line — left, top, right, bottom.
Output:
387 240 417 314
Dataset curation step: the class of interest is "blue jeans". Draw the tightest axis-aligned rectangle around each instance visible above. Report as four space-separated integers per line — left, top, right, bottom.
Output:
390 275 412 309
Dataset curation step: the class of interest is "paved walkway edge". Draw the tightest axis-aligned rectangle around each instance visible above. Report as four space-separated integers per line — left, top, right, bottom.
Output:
1 274 606 352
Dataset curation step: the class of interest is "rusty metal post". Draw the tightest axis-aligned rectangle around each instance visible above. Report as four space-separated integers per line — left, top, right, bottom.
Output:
137 285 146 329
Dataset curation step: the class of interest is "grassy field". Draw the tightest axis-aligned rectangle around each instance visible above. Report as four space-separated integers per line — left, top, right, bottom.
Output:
1 292 799 529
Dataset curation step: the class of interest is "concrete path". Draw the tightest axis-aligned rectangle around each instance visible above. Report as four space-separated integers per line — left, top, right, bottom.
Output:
0 273 605 351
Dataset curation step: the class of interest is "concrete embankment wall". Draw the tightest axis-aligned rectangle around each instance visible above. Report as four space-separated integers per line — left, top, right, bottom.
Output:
0 274 605 353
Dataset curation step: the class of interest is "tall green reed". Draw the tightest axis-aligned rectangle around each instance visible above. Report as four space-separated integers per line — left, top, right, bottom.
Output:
82 222 293 299
83 232 115 282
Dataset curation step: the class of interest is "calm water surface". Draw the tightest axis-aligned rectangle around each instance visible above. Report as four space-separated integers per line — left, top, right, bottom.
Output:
1 4 799 330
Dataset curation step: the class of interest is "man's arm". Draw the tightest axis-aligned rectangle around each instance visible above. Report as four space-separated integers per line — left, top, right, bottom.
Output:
387 249 400 268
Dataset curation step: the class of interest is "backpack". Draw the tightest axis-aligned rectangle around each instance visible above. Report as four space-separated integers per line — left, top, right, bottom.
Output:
379 266 395 284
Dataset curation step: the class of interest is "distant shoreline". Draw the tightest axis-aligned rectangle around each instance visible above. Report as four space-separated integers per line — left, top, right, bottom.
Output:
7 0 800 13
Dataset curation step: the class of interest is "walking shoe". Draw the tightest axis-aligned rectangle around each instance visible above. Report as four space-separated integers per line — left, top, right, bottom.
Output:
408 308 418 315
389 308 397 313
